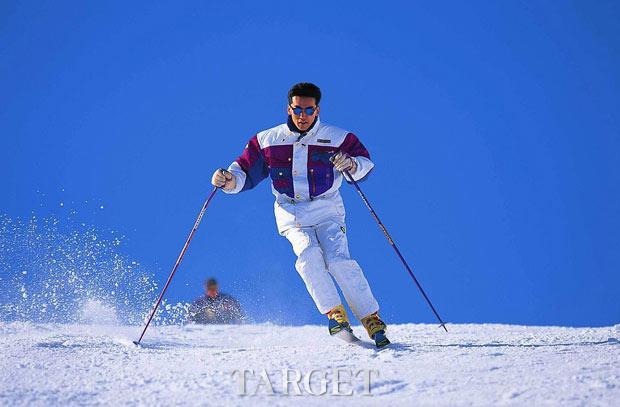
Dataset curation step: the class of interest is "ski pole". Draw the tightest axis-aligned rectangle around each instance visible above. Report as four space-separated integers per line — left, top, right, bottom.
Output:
342 168 448 333
134 186 219 345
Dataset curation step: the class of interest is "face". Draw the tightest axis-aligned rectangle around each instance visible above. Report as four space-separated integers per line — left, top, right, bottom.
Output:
205 283 219 298
287 96 320 132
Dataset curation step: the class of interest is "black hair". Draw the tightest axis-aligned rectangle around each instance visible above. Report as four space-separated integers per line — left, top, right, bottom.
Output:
205 278 218 287
288 82 321 105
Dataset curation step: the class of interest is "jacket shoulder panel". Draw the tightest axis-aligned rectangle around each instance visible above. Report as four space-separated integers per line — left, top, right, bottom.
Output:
256 123 290 149
313 123 350 147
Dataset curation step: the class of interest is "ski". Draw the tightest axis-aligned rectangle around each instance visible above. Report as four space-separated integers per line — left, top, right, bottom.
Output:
333 327 362 344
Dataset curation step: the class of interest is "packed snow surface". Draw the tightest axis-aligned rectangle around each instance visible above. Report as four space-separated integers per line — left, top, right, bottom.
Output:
1 322 618 406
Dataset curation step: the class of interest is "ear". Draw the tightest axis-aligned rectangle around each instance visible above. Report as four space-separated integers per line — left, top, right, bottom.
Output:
287 104 292 115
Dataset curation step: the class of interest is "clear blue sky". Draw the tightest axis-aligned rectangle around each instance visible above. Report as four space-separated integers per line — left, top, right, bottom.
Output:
1 1 619 327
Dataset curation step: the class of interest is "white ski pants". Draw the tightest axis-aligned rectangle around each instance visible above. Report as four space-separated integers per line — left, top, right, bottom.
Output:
283 220 379 320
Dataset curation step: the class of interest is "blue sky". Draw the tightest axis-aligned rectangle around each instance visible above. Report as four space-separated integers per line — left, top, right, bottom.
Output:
1 1 619 327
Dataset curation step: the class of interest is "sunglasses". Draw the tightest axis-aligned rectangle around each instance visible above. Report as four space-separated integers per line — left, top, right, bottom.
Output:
290 105 317 116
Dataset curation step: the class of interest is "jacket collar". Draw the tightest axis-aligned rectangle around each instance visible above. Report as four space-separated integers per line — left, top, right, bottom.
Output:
287 116 320 141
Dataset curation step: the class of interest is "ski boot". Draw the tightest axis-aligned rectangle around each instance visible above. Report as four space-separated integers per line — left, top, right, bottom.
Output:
361 312 390 349
327 304 353 335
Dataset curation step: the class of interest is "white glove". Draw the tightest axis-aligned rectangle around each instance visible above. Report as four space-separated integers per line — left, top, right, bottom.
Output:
331 152 357 173
211 168 236 191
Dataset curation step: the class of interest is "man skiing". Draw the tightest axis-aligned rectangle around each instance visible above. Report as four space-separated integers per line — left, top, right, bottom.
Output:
211 82 389 347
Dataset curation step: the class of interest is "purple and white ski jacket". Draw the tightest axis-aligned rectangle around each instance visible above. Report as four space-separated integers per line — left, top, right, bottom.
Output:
224 117 374 234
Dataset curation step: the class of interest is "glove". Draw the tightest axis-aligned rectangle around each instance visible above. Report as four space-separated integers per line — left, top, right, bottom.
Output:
211 168 236 191
331 152 357 173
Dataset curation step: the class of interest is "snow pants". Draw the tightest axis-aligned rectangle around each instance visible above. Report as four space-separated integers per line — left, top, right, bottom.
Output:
283 220 379 320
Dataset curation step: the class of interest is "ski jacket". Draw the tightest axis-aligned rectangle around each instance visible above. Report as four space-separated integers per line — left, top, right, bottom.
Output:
188 293 244 324
224 117 374 234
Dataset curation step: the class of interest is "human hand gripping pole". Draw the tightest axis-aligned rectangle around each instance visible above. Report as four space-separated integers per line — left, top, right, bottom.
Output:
332 155 448 333
133 186 220 345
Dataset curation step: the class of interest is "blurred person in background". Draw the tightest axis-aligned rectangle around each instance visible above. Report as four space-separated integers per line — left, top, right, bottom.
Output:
188 278 245 324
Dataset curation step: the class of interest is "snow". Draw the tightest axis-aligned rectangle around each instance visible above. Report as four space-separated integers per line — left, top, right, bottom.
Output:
1 322 618 406
1 214 618 404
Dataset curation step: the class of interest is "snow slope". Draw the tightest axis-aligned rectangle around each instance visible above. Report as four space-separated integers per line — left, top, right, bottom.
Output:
1 322 618 406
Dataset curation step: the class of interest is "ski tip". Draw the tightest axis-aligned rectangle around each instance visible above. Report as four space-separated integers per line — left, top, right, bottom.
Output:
333 329 362 344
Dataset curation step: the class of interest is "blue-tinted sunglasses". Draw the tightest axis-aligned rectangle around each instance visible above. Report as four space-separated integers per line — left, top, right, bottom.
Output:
290 105 317 116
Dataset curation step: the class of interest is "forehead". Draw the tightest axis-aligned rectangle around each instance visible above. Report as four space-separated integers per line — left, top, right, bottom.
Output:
290 96 317 107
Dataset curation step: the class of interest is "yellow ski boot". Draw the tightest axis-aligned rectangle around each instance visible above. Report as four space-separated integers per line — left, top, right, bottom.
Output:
361 312 390 348
327 304 351 335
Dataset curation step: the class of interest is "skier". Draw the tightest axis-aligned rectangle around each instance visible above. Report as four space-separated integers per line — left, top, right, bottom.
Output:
211 82 389 347
188 278 245 324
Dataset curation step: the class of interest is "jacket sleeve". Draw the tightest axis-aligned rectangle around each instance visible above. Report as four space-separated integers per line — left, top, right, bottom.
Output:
339 132 374 182
223 135 269 194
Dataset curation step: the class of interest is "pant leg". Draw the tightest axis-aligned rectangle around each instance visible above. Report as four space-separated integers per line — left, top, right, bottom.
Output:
283 227 342 314
315 220 379 320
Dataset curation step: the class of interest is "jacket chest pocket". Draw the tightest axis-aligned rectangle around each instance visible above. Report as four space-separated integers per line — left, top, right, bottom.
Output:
308 166 334 197
264 145 293 169
270 167 294 196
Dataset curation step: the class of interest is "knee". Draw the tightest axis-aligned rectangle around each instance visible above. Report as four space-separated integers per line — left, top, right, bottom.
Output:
295 246 325 273
329 260 371 293
327 258 361 278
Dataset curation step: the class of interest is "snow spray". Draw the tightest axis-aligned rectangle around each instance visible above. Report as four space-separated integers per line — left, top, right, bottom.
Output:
0 210 190 325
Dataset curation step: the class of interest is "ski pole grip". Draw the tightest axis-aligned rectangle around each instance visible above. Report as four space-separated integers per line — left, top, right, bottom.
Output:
216 168 229 189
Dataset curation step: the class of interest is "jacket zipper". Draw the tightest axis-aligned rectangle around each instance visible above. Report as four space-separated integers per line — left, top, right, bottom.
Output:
310 169 316 195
